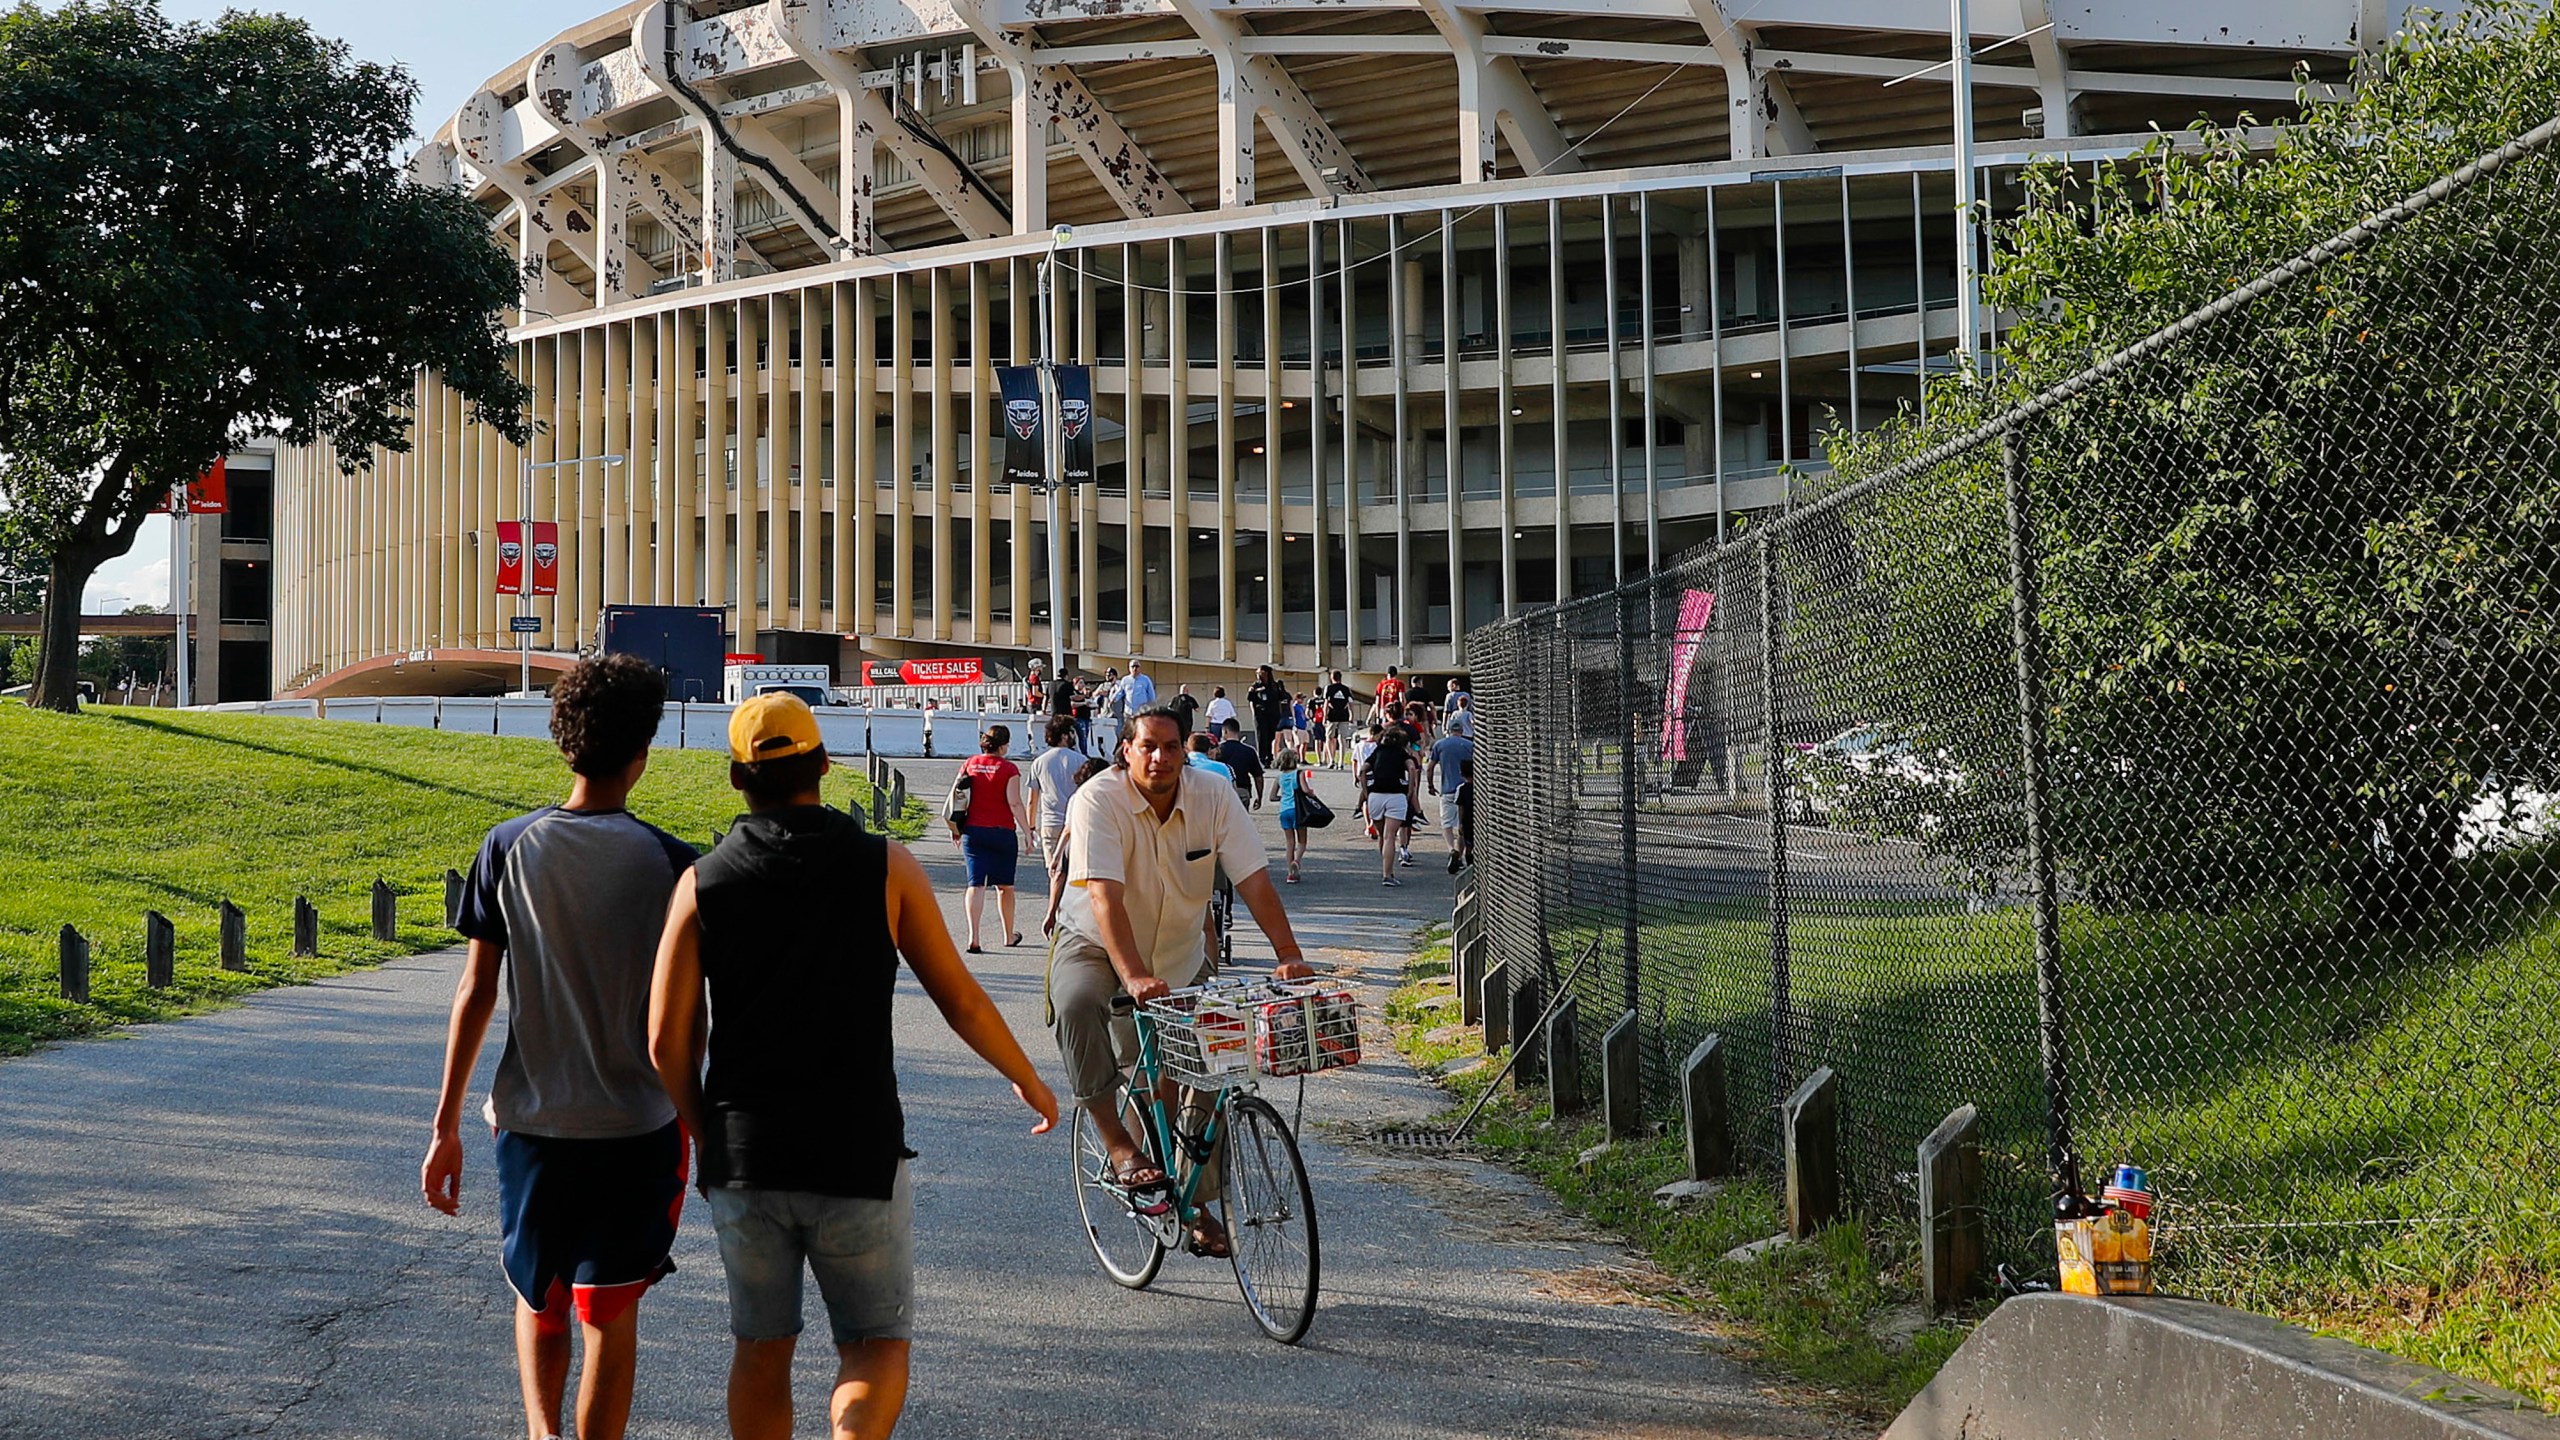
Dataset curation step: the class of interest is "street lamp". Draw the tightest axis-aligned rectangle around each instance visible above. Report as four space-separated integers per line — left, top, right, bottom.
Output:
1038 222 1073 683
517 450 624 693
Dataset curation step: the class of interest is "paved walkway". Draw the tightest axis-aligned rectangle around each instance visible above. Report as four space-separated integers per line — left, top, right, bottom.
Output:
0 759 1829 1439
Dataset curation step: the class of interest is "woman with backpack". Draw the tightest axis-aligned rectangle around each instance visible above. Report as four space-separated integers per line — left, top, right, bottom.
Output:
1272 744 1319 884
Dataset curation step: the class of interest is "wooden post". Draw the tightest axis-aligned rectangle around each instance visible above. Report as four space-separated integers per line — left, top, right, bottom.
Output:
1782 1066 1841 1239
1510 971 1545 1088
1481 959 1512 1052
444 868 466 930
1546 995 1583 1115
293 896 319 957
1457 933 1485 1026
144 910 175 989
1682 1034 1734 1180
890 770 907 816
870 780 887 829
370 880 397 942
219 900 247 972
58 925 89 1003
1920 1103 1985 1312
1603 1009 1642 1142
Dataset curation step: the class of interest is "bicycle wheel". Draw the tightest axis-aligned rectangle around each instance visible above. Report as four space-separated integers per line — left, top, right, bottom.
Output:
1070 1096 1166 1289
1221 1093 1321 1343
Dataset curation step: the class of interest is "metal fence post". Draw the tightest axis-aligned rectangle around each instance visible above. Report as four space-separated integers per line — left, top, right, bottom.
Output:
1617 586 1641 1020
2002 427 2082 1203
1759 531 1794 1098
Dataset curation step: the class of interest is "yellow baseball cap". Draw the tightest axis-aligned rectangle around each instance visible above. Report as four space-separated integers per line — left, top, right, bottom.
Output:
728 693 824 763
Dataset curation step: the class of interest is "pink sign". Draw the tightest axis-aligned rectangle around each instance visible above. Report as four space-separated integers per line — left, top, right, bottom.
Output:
1658 588 1716 761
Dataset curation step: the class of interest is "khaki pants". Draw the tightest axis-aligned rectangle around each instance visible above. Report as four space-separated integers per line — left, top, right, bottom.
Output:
1048 936 1220 1202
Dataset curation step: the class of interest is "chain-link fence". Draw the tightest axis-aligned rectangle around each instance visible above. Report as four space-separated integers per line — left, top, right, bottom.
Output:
1465 107 2560 1294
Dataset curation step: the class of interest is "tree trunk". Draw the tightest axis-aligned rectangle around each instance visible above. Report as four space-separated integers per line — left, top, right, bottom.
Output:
30 549 103 712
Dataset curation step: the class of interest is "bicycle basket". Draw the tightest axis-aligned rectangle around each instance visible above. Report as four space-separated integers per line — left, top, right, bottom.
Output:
1140 981 1363 1088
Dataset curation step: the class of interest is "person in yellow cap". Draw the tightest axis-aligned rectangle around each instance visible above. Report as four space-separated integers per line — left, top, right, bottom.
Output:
647 693 1058 1440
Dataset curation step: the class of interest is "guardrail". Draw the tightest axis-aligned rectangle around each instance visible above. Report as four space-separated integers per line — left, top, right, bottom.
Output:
206 695 1092 761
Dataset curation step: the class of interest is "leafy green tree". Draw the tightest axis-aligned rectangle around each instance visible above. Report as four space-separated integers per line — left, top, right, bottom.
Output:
1820 0 2560 913
0 1 529 712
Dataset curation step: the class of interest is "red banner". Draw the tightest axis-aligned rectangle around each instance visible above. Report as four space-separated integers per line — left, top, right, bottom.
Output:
529 522 560 597
493 521 525 595
151 458 228 516
867 657 984 685
1659 588 1717 761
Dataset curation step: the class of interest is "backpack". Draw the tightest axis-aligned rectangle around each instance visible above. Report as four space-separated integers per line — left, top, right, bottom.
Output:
1294 772 1336 829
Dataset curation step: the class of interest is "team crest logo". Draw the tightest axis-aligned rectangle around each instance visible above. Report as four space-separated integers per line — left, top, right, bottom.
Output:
1061 398 1091 439
1006 397 1041 439
499 540 523 566
533 542 558 567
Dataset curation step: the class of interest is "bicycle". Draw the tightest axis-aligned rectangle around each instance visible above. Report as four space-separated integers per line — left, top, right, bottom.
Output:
1068 976 1359 1344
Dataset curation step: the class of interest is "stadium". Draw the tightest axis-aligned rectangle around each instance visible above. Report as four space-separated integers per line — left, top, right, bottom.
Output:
261 0 2389 698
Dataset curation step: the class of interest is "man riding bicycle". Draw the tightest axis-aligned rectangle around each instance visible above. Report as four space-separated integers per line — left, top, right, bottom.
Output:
1048 702 1315 1258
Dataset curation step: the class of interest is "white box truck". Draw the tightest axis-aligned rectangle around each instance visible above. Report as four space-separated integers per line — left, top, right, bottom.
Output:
724 663 833 706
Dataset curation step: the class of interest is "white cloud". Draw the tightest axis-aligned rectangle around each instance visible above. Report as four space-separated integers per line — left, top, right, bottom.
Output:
86 554 169 613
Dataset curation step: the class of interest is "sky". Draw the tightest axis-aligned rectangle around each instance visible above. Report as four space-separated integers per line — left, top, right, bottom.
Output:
84 0 601 612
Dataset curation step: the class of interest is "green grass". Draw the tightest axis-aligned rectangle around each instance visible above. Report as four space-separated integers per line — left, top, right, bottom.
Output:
0 703 927 1055
1443 852 2560 1412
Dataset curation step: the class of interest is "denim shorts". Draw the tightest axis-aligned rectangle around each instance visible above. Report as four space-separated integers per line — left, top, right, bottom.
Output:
704 1163 915 1344
961 825 1019 887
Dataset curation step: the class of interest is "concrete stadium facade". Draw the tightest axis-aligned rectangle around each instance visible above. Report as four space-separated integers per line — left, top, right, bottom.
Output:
269 0 2412 698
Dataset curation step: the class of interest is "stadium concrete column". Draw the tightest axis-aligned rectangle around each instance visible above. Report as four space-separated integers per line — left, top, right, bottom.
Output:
800 285 825 632
1307 221 1331 662
1008 257 1035 650
1168 237 1192 649
700 122 737 286
1215 232 1239 664
673 307 701 606
1336 217 1362 668
579 326 607 634
1076 255 1103 655
968 266 995 646
603 320 629 618
1124 243 1150 649
890 276 915 641
1549 197 1569 608
830 283 859 624
704 303 731 631
1261 228 1284 667
1441 216 1464 652
1604 197 1627 586
638 312 665 608
768 289 795 630
1391 217 1417 666
738 295 766 641
652 309 679 603
852 278 879 630
929 269 956 643
1494 205 1517 619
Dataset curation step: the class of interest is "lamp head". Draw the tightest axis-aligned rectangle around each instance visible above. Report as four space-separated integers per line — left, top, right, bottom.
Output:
1050 223 1074 249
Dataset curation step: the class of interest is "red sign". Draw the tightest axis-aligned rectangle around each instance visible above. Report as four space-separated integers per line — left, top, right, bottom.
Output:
529 522 560 597
867 657 984 685
493 521 525 594
151 458 228 516
725 653 765 666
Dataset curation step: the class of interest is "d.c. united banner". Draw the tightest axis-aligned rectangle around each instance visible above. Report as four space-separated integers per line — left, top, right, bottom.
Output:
997 367 1043 485
1057 365 1094 484
493 521 525 595
493 522 561 596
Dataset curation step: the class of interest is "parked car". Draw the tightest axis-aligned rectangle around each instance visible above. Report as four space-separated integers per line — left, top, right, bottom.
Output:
1790 723 1964 828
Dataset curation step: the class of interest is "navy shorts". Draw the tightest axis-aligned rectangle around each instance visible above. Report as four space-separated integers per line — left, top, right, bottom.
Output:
962 825 1019 887
495 1119 687 1327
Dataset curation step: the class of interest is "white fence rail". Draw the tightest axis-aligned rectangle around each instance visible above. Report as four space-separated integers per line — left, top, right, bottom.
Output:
225 696 991 759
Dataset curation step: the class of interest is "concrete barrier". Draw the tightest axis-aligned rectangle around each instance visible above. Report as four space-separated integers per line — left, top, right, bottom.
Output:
327 699 383 724
868 708 928 757
816 707 869 755
650 704 685 751
257 700 319 720
379 697 439 729
440 698 496 735
1885 1293 2560 1440
493 698 550 739
678 703 734 752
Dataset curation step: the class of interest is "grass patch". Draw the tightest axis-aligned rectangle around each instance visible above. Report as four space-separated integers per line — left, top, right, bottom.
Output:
1381 938 1975 1420
0 703 926 1055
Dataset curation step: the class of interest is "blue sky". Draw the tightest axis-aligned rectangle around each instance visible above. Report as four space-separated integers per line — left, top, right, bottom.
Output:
88 1 598 612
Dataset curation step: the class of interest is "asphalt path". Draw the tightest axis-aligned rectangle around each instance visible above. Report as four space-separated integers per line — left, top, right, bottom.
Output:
0 756 1829 1440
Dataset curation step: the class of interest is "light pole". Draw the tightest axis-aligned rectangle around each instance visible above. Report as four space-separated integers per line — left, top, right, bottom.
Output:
1038 222 1073 684
1952 0 1980 371
517 451 624 693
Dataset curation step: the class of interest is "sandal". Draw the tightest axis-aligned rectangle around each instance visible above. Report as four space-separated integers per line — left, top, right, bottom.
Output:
1110 1160 1175 1217
965 942 983 954
1009 931 1025 947
1184 1214 1232 1259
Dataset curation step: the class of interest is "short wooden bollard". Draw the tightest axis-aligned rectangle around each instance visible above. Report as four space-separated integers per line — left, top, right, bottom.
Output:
144 910 175 989
1919 1104 1985 1312
443 869 466 930
1480 959 1512 1052
219 900 247 973
1603 1009 1642 1142
370 880 397 942
889 771 907 816
1681 1034 1734 1180
1782 1066 1842 1239
293 896 319 957
1546 995 1583 1115
1509 972 1545 1087
59 925 90 1003
1456 933 1485 1026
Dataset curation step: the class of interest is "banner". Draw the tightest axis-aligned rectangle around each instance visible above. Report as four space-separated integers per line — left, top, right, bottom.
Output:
1057 365 1094 485
151 457 228 516
493 521 525 595
867 657 984 685
529 522 560 597
997 366 1043 485
1658 588 1716 762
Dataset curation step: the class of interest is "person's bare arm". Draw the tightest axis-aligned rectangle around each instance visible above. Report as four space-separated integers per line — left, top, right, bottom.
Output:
886 842 1058 1134
1085 878 1171 1004
422 938 504 1215
1010 772 1031 833
647 870 710 1147
1233 870 1314 980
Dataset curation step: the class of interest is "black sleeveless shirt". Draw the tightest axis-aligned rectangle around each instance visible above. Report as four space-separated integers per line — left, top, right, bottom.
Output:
692 805 912 1199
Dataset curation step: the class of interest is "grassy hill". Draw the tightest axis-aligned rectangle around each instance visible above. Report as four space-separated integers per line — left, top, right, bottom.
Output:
0 703 921 1055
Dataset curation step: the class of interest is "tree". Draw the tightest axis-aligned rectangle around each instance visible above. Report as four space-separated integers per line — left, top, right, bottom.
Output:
0 1 529 712
1820 0 2560 912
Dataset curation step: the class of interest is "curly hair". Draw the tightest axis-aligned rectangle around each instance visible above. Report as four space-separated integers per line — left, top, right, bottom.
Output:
549 654 667 777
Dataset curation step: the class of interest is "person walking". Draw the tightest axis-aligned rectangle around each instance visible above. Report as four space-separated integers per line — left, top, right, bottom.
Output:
1046 705 1315 1257
1321 670 1358 767
1371 665 1407 725
1273 745 1315 884
952 724 1030 952
1215 717 1265 810
648 694 1058 1440
1038 757 1111 936
1204 685 1237 735
1119 657 1157 710
1025 715 1087 876
1167 683 1201 736
425 654 697 1440
1094 667 1127 757
1359 719 1418 886
1245 664 1290 765
1071 678 1096 754
1290 692 1311 756
1428 721 1476 874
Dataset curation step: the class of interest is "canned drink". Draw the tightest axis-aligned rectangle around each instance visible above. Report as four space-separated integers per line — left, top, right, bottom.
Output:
2112 1164 2151 1194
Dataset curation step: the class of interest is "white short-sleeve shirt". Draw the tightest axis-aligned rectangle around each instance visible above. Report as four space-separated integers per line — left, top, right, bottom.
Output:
1057 766 1268 987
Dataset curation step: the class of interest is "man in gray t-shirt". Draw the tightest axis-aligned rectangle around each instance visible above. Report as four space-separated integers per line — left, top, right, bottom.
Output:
1024 716 1087 873
424 655 696 1440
